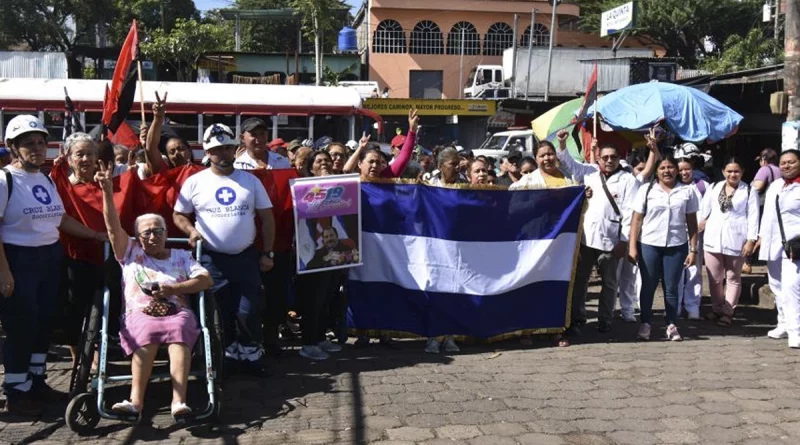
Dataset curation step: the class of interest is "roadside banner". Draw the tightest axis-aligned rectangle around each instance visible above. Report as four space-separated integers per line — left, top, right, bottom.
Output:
291 174 362 274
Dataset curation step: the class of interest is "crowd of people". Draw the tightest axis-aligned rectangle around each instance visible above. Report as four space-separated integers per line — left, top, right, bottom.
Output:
0 96 798 420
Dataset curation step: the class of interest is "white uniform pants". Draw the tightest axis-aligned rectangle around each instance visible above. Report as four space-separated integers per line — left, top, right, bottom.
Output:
768 258 800 340
678 244 703 317
616 258 640 316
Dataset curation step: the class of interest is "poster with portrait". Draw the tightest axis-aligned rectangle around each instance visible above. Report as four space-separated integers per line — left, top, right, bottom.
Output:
291 174 362 274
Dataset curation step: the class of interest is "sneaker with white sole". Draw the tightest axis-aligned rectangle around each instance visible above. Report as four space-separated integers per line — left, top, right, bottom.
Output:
667 324 683 342
442 337 460 353
637 323 651 340
299 345 330 360
424 338 441 354
768 325 788 339
318 339 343 353
789 336 800 349
621 313 637 323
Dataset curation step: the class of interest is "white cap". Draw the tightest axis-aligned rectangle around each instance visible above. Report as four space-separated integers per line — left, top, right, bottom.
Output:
202 124 236 151
346 140 358 150
674 142 700 159
5 115 48 141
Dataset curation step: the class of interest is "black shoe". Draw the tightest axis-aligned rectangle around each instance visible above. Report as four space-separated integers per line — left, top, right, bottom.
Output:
6 392 43 416
598 321 612 333
565 325 583 337
32 376 67 402
379 336 399 350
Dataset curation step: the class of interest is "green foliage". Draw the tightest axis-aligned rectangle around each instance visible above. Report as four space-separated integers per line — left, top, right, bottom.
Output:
140 18 234 81
288 0 346 42
108 0 200 45
574 0 764 68
701 28 784 74
0 0 115 51
322 62 358 85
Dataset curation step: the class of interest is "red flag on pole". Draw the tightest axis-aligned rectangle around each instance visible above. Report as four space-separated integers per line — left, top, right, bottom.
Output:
573 63 598 124
102 20 139 135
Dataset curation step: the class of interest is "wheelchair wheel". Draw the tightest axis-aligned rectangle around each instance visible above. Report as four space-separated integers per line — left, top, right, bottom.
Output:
69 297 101 400
204 292 225 420
65 392 100 435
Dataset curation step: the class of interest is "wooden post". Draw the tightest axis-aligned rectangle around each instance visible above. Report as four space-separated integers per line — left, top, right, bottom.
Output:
137 60 146 126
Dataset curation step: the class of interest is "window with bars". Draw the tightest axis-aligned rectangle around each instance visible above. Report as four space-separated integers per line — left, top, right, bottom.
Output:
446 22 480 55
409 20 444 55
521 24 550 47
483 22 514 56
373 20 406 54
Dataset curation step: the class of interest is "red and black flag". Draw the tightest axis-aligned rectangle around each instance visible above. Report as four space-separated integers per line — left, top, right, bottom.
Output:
572 63 598 124
102 20 139 135
63 87 83 141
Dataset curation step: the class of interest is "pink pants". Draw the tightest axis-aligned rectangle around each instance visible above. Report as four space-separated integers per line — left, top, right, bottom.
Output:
704 252 745 317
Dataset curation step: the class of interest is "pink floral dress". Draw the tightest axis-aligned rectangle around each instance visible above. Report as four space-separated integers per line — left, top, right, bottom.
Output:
118 242 207 355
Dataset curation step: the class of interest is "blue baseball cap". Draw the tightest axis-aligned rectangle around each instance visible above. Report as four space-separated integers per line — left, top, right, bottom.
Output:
0 147 10 156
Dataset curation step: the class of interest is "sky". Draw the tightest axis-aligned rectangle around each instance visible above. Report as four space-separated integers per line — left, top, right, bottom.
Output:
193 0 360 13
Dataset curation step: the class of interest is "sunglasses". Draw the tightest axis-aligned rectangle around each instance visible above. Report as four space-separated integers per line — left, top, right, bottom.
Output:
137 227 166 239
600 155 619 161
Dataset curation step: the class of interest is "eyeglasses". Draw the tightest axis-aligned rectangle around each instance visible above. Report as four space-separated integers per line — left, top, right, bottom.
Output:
600 155 619 161
137 228 166 239
203 125 235 143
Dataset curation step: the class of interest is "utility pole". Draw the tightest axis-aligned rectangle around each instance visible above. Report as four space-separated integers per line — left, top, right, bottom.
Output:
459 27 465 99
776 0 782 42
512 14 519 98
524 9 536 101
544 0 559 102
787 0 800 121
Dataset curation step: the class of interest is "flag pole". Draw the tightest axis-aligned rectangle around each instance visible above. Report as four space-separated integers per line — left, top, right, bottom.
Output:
137 60 146 126
593 64 598 163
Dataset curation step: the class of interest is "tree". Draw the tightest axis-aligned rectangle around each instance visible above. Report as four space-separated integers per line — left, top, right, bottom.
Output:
701 28 784 74
109 0 200 45
140 18 233 81
0 0 115 51
574 0 764 68
289 0 347 85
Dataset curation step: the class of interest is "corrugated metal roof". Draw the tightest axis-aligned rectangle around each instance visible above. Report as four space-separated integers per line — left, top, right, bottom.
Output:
0 52 68 79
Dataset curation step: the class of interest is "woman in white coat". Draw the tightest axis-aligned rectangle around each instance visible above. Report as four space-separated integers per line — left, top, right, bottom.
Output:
698 157 759 327
758 149 800 348
677 156 709 319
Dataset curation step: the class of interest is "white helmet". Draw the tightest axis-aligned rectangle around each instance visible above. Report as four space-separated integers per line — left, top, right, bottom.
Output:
345 140 358 150
5 115 48 142
202 124 236 151
674 142 700 160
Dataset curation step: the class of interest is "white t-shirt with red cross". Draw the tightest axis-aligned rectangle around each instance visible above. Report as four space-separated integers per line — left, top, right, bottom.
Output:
0 166 65 247
174 168 272 255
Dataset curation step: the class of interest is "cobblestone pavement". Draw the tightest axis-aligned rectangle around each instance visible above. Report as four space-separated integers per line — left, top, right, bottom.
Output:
2 270 800 445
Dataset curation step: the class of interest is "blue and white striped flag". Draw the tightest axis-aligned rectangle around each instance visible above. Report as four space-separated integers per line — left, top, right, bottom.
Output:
348 183 586 340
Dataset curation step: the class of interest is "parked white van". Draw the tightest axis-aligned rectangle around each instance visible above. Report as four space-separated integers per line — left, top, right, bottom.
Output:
473 129 538 161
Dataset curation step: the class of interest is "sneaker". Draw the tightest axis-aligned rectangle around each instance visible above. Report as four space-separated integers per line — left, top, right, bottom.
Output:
31 377 67 402
768 325 788 339
318 339 343 353
442 337 460 353
424 338 441 354
667 324 683 342
789 336 800 349
637 323 651 340
621 313 637 323
6 392 43 416
299 345 330 361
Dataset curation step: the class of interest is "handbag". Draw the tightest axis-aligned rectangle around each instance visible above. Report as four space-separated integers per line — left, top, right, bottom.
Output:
775 194 800 260
599 172 623 240
135 267 178 317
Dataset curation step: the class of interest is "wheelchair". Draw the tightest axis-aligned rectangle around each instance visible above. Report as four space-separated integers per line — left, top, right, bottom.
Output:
65 239 224 434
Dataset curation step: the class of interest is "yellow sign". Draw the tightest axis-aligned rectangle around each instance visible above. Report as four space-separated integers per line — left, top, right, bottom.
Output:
364 98 497 116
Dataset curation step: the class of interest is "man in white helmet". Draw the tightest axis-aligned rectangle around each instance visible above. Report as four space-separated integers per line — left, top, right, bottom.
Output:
173 123 276 376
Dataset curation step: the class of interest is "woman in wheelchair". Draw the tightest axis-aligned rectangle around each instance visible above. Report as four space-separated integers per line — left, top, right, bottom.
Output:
96 162 213 420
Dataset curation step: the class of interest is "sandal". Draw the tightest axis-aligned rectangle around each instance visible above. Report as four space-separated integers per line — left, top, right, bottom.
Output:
111 400 140 415
171 402 193 423
705 312 720 321
716 315 732 327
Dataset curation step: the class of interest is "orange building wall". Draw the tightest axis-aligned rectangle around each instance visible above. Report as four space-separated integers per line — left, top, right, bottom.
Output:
366 1 656 99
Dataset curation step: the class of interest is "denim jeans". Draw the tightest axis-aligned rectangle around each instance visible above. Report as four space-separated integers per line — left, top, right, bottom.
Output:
638 243 688 325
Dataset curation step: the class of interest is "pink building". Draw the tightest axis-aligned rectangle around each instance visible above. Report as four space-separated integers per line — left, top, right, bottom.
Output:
353 0 655 99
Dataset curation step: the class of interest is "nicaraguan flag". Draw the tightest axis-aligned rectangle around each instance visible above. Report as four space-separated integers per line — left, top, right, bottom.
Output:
348 183 586 340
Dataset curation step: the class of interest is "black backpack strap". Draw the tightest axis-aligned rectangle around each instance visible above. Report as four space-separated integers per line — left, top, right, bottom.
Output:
777 193 788 248
641 180 655 216
2 167 12 201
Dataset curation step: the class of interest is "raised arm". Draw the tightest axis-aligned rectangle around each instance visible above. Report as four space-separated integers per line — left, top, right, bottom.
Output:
343 132 369 173
639 127 660 182
145 92 169 174
95 161 130 261
555 130 598 183
387 108 419 178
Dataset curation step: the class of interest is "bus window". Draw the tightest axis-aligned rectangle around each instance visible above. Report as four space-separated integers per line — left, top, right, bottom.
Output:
44 110 65 141
314 115 350 143
277 115 310 142
166 113 201 145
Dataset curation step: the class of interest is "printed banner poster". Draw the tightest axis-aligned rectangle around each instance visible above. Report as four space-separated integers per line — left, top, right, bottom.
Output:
291 174 362 274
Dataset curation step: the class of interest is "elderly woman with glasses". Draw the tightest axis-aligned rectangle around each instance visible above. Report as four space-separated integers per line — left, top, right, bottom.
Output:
95 162 213 421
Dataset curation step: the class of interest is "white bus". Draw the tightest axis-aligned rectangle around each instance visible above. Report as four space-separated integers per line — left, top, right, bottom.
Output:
0 77 384 159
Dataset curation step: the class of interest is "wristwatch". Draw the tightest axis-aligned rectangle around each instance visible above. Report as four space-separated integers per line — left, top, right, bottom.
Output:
262 251 274 259
689 247 698 253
